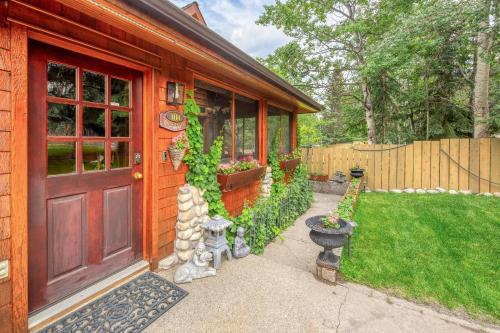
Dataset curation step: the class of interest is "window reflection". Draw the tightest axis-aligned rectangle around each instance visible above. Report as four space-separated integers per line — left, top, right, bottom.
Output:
47 63 76 99
48 142 76 175
111 78 129 107
111 111 130 137
83 107 106 137
82 141 105 172
111 141 129 168
48 103 76 136
83 71 106 103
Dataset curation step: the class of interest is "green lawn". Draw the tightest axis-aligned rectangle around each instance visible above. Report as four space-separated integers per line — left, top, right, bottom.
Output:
341 193 500 321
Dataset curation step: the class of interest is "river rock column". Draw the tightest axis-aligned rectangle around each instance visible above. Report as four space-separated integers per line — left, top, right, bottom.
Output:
261 166 273 197
175 184 210 262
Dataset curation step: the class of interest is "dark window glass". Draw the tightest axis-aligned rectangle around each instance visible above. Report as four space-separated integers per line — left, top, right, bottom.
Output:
83 71 105 103
111 78 130 107
235 94 259 160
48 142 76 175
83 107 106 137
111 111 130 137
48 103 76 136
281 112 292 154
267 107 281 157
111 141 129 168
195 80 232 161
82 141 105 172
47 63 76 99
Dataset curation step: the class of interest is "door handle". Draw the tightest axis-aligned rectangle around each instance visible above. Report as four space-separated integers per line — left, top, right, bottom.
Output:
133 172 143 180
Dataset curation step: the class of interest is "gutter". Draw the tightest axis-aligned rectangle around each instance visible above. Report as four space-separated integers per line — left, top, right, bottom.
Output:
121 0 322 112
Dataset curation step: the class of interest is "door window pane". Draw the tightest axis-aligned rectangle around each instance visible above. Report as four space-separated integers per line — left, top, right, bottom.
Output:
111 111 130 137
48 103 76 136
83 71 105 103
235 94 258 160
82 141 105 172
111 78 130 107
83 107 106 137
111 142 129 168
195 80 232 161
47 63 76 99
48 142 76 175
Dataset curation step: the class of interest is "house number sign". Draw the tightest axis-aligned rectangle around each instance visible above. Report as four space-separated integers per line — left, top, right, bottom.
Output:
159 110 187 131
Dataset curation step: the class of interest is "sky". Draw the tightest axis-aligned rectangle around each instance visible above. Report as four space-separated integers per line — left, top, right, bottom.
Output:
169 0 290 58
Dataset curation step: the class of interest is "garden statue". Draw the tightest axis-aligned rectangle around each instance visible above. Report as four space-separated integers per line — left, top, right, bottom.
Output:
202 215 233 269
173 240 216 284
232 227 250 258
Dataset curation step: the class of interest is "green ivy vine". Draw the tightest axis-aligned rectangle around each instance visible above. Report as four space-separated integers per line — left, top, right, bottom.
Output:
183 93 228 217
268 129 285 184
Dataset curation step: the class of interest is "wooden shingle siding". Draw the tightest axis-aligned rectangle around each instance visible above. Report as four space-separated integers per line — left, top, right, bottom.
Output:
0 23 12 333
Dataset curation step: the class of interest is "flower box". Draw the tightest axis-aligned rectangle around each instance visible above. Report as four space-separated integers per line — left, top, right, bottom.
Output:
217 166 266 192
279 158 301 171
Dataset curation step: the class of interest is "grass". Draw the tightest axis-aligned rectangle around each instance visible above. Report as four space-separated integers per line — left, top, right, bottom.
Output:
341 193 500 321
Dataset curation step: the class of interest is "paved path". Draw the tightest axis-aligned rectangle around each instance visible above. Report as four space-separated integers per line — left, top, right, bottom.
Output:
148 193 498 333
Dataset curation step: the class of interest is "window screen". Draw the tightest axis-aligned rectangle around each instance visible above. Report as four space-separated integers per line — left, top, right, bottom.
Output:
235 94 259 160
195 80 232 161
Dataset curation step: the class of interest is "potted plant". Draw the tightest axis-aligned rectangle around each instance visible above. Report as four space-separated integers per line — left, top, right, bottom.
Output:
217 157 266 192
350 165 365 178
305 212 352 269
170 132 189 171
279 151 301 171
309 172 329 182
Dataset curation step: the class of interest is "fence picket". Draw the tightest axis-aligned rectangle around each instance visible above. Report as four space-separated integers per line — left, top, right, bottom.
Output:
302 138 498 193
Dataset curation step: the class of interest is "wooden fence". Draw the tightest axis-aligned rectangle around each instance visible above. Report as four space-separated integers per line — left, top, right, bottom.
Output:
301 138 500 193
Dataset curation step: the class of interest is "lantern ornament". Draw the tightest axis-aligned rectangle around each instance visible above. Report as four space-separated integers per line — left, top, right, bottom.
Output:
167 81 185 105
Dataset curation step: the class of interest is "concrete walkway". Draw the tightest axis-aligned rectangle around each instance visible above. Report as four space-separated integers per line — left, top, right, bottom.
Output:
148 193 499 333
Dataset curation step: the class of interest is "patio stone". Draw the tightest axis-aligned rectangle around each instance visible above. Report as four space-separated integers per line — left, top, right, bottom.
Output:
416 189 426 194
403 188 415 193
449 190 459 195
460 190 472 195
436 187 447 193
426 189 438 194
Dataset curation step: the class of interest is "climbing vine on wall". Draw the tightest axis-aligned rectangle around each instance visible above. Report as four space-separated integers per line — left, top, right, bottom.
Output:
268 129 285 185
183 92 228 217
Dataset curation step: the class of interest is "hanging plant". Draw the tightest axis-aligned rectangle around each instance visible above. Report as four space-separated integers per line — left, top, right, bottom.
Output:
170 132 189 171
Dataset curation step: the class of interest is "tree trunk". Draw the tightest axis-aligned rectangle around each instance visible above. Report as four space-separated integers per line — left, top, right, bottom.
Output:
473 0 492 138
362 80 376 144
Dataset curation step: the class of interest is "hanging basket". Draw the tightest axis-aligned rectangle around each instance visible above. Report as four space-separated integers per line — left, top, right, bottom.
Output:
169 146 186 171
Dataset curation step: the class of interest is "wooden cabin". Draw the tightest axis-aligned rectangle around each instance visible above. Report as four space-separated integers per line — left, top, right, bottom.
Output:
0 0 320 331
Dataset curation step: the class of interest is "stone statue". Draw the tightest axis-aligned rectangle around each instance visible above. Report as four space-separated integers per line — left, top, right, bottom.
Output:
174 240 216 284
232 227 251 258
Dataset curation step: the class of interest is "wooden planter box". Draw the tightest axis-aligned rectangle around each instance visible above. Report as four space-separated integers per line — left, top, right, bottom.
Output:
280 158 301 171
309 174 329 182
217 166 266 192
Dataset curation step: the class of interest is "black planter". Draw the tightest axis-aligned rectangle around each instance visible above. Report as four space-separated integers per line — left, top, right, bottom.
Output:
350 169 365 178
305 215 352 269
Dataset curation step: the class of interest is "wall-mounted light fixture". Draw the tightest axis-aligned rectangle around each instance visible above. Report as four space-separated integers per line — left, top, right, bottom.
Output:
167 82 185 105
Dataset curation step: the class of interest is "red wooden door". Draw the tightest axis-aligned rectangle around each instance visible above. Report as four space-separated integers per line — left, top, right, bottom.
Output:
28 42 143 312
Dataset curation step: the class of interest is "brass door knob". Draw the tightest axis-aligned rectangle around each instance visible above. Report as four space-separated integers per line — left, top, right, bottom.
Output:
133 172 143 180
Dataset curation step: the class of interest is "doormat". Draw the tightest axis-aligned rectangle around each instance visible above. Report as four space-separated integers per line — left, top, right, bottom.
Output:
38 272 188 333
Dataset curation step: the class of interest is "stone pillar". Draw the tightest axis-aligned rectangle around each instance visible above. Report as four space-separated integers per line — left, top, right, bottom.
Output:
261 166 273 197
159 184 210 270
